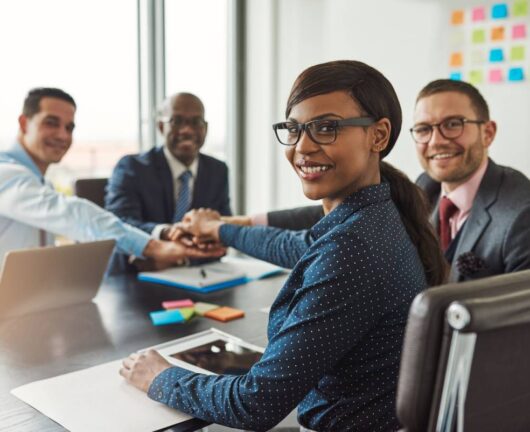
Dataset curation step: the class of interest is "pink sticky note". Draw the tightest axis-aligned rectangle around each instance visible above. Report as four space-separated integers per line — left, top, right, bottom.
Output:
472 6 486 21
162 299 194 309
513 24 527 39
489 69 503 83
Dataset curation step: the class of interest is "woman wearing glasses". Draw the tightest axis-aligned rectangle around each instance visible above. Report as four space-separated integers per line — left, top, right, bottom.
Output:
120 60 447 431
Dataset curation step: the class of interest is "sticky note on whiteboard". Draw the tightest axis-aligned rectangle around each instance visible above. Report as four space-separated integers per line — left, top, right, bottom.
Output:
492 3 509 19
508 67 525 81
451 10 464 25
472 29 486 43
471 49 487 65
512 24 527 39
491 26 505 40
513 0 529 16
511 45 525 61
450 72 462 81
489 69 503 83
472 6 486 21
450 52 463 67
470 70 484 84
489 48 504 62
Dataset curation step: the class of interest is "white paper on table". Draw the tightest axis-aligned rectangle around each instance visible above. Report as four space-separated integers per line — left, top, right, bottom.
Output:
11 329 264 432
11 359 191 432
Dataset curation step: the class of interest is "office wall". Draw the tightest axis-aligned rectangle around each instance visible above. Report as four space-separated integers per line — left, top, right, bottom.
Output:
244 0 529 214
442 0 530 178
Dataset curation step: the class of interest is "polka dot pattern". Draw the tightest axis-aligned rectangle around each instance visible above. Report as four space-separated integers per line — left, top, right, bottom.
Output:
148 183 427 431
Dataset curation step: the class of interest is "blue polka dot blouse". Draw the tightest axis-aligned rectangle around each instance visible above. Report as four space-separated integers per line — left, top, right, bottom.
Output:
148 183 427 431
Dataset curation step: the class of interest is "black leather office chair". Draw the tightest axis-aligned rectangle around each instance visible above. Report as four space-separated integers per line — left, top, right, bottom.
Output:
396 269 530 432
74 178 108 208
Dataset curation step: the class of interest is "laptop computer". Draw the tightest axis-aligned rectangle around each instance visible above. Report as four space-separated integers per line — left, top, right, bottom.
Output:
0 239 115 319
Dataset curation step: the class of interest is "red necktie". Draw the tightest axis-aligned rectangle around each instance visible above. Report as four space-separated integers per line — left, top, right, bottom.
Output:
439 196 458 251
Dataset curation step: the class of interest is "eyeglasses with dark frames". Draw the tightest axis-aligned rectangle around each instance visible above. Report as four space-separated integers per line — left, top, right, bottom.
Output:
272 117 375 146
409 116 485 145
160 115 207 130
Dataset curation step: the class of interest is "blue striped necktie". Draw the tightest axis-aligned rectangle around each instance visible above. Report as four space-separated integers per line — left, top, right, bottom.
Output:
173 170 192 222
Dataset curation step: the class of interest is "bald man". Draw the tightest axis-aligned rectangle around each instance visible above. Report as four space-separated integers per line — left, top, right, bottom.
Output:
106 93 232 244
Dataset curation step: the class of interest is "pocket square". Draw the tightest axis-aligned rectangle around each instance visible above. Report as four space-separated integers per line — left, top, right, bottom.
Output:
456 251 487 278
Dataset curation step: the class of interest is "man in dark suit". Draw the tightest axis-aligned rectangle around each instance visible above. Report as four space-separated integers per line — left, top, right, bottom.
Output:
247 80 530 282
106 92 231 241
105 93 231 271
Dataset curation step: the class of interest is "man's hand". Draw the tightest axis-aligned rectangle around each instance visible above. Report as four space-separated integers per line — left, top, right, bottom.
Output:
119 349 172 393
171 208 225 245
142 239 225 264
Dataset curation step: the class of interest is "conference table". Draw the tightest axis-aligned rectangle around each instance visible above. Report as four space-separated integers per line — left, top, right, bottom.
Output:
0 271 298 431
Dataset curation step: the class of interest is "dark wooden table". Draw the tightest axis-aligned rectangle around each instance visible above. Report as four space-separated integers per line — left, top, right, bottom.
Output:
0 272 294 431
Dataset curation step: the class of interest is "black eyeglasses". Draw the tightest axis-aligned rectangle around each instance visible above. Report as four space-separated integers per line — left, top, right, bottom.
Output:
160 115 207 130
410 117 485 145
272 117 375 146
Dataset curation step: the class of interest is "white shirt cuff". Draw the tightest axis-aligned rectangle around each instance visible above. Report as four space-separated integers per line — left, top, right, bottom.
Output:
152 224 171 239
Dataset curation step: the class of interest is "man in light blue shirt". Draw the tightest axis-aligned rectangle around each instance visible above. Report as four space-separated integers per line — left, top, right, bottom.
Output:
0 87 221 269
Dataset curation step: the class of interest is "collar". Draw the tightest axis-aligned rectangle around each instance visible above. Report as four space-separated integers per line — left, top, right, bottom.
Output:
1 141 45 182
310 183 391 240
442 158 489 214
162 146 199 182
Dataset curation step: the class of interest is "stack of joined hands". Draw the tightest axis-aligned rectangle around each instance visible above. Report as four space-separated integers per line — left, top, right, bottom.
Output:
139 208 228 271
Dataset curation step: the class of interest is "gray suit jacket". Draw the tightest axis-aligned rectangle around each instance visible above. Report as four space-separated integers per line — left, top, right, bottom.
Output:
417 158 530 282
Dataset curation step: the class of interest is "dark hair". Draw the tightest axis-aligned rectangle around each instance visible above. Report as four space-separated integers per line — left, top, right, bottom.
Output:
22 87 76 118
287 60 401 159
286 60 447 286
416 79 490 121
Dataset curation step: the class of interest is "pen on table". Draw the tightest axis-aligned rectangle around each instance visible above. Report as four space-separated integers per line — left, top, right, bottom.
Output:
200 268 207 278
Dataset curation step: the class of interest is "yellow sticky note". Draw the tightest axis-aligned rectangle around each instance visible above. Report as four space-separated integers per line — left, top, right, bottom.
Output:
491 26 505 41
471 49 486 65
514 0 529 16
451 10 464 25
472 29 486 43
511 45 526 61
469 70 484 85
450 52 463 67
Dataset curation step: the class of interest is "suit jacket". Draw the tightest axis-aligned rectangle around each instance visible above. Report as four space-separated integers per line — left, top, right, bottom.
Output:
417 158 530 282
105 146 232 234
268 205 323 230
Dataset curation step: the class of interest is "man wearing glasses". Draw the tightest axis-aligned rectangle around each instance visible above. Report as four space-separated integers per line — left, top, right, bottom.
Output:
239 80 530 282
106 93 232 246
410 79 530 282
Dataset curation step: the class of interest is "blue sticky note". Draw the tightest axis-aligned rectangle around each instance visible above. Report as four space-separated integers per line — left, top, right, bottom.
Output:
450 72 463 81
492 3 508 18
150 309 185 325
508 67 525 81
489 48 504 62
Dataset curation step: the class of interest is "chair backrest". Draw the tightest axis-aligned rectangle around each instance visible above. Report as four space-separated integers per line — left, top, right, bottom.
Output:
396 269 530 432
74 178 108 208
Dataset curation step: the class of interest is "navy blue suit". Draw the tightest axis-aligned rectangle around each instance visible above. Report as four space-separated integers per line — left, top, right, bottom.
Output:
105 146 232 235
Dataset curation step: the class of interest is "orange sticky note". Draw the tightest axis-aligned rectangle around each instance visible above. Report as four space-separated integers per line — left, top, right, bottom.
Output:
450 52 463 67
491 26 505 40
451 10 464 25
204 306 245 322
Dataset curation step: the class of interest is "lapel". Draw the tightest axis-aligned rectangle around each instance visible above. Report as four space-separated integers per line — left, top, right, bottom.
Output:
154 147 175 219
450 159 502 281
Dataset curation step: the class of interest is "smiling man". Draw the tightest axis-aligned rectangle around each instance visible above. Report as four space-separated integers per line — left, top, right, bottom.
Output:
411 79 530 281
105 93 231 242
0 87 221 269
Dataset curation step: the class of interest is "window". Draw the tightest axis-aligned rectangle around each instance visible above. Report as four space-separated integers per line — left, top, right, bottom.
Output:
0 0 139 187
164 0 229 161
